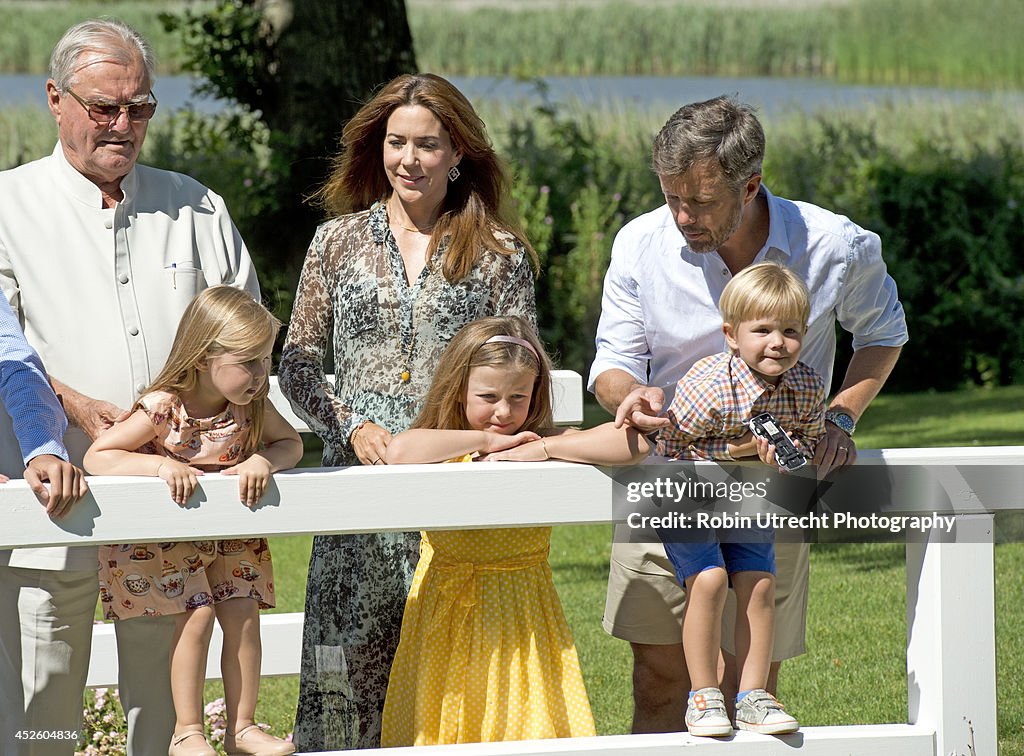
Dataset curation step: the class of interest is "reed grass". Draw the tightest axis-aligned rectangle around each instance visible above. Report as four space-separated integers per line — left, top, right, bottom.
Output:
0 1 203 74
409 0 1024 89
1 0 1021 90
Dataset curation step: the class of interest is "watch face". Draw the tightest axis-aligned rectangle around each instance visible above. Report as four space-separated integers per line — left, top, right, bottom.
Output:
827 412 855 434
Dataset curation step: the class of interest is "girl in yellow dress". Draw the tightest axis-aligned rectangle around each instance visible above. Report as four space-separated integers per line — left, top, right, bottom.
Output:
380 316 651 746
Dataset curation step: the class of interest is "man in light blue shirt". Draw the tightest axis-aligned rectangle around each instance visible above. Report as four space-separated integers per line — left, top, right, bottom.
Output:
591 96 907 733
0 291 86 511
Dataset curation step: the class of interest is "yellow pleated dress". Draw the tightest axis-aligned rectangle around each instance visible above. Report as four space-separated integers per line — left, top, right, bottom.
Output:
381 459 596 745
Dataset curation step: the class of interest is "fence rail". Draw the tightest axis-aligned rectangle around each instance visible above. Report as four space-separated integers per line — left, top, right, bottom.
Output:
2 374 1017 755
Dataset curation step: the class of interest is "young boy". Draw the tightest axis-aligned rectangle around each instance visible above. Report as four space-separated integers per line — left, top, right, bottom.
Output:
656 261 825 737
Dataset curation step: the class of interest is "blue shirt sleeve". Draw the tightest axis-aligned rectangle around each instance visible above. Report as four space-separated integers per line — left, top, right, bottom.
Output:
0 295 69 466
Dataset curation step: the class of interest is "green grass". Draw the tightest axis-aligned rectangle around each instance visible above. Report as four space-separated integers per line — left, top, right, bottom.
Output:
3 0 1023 89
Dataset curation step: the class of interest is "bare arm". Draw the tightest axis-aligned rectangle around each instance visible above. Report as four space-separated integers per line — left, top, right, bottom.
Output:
482 422 651 465
85 410 204 506
384 429 540 465
594 368 669 432
50 376 130 441
84 410 166 476
814 345 902 475
249 402 304 473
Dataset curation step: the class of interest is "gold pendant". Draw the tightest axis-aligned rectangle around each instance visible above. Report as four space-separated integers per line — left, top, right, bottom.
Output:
401 369 411 383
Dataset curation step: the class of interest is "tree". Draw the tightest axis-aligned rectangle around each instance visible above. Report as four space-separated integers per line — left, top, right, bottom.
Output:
163 0 417 294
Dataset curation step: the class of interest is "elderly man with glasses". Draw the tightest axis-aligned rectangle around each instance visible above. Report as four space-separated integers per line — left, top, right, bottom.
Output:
0 18 258 755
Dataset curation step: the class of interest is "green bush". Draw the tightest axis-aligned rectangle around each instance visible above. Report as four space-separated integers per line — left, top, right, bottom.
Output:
765 107 1024 391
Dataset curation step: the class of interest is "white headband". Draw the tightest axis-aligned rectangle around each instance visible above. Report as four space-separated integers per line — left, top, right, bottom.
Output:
483 334 540 362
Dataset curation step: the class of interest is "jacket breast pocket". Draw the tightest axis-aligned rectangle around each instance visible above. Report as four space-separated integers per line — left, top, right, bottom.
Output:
336 279 380 336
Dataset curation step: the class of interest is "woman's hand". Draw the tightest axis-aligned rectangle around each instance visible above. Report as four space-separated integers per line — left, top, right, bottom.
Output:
222 455 273 508
352 422 392 466
157 460 204 506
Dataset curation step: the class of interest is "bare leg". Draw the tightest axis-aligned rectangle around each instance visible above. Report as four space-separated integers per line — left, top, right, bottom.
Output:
171 606 215 733
629 642 689 732
682 568 728 690
730 571 775 693
215 597 262 733
218 597 294 753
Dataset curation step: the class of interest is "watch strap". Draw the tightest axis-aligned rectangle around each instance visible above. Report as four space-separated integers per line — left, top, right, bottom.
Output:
824 410 856 436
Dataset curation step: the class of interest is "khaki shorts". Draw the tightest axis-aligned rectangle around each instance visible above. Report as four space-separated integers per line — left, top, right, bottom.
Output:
603 525 809 661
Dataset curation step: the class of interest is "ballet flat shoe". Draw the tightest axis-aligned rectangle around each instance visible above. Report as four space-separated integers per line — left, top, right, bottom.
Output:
225 724 296 756
168 726 216 756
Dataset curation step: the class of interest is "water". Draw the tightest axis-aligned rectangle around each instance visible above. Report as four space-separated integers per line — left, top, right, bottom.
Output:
3 73 1021 117
1 74 226 112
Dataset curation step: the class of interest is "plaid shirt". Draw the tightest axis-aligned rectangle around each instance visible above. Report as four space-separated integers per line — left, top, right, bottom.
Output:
657 351 826 461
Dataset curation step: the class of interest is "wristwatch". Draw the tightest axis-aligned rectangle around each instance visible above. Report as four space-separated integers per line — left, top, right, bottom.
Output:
825 410 856 436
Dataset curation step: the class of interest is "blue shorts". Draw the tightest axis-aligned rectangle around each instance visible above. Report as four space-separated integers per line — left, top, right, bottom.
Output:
659 526 775 583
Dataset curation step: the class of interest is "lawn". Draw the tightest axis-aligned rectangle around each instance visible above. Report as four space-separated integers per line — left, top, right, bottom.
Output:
99 385 1024 751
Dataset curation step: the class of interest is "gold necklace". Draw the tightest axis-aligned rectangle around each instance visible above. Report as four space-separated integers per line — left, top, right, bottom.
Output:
398 222 434 234
386 299 417 383
387 199 435 235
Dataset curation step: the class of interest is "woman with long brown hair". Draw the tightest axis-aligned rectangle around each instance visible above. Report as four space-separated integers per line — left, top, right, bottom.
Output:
278 73 537 751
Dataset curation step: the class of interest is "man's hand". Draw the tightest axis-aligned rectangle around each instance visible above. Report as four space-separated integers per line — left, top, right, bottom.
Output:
614 386 670 432
23 454 89 518
813 423 856 478
76 397 131 440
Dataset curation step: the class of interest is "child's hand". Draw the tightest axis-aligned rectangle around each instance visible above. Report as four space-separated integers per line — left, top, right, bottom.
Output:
479 438 548 462
157 460 204 506
480 430 541 454
755 435 804 473
222 455 273 508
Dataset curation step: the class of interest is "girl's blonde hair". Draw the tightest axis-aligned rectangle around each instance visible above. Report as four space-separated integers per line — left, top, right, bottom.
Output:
718 261 810 326
140 286 281 456
412 316 553 433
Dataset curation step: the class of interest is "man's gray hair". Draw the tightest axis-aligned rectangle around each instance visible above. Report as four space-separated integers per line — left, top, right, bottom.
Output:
49 19 156 91
652 96 765 189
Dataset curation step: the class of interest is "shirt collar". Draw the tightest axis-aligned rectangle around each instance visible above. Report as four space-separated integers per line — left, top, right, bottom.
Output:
51 142 138 207
729 351 789 400
369 200 389 244
757 185 793 262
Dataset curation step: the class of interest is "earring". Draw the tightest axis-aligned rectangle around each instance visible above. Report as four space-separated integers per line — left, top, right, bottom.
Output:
448 166 461 182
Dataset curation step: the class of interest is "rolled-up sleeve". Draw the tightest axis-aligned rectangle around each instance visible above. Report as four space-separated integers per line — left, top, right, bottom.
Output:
839 230 909 350
588 228 651 392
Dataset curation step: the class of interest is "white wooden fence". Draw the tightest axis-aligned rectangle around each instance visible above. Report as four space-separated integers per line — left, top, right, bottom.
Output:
1 373 1013 756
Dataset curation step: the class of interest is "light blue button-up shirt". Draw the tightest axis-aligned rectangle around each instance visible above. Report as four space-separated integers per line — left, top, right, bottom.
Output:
589 186 909 405
0 293 68 468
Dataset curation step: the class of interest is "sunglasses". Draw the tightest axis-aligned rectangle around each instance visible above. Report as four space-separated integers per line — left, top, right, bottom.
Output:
63 87 158 124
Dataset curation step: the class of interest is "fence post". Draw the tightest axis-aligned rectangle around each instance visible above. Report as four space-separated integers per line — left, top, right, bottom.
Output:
906 513 996 756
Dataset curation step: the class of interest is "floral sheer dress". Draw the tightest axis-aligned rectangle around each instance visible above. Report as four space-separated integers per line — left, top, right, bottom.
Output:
279 202 536 751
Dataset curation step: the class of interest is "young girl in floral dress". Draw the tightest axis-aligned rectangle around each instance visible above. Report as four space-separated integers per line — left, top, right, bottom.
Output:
87 286 303 756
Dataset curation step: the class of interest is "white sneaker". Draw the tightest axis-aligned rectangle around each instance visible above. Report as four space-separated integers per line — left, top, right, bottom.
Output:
734 689 799 734
685 687 733 737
